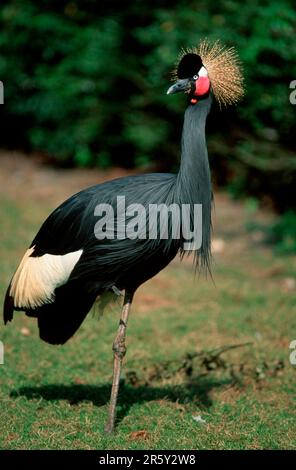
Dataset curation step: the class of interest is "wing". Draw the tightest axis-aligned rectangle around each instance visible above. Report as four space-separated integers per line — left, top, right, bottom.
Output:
4 173 178 323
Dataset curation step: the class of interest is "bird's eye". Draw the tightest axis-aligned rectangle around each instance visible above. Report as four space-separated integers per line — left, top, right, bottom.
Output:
193 74 199 80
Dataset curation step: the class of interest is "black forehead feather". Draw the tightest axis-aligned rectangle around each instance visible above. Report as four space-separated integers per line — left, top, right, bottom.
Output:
177 53 203 79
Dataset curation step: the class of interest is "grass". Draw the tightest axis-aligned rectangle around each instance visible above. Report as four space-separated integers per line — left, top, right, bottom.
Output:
0 156 296 449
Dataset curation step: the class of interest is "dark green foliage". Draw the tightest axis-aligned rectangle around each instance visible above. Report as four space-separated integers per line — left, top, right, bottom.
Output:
0 1 295 211
267 211 296 254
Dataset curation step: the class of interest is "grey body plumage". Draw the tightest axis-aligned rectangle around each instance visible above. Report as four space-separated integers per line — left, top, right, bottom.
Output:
4 95 213 344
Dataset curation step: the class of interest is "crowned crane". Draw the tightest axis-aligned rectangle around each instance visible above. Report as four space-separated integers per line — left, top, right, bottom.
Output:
3 40 244 433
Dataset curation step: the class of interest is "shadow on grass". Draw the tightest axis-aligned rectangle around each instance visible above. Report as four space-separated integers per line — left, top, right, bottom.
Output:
11 376 232 425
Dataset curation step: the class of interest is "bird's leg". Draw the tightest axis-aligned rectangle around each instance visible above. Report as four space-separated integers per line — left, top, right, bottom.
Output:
104 291 133 433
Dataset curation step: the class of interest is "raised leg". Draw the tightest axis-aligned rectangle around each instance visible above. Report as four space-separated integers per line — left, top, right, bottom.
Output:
104 291 133 433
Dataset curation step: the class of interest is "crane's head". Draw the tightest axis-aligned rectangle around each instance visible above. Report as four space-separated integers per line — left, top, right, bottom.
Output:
167 40 244 107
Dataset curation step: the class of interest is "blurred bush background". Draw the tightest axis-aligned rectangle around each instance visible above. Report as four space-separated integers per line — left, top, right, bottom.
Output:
0 0 295 237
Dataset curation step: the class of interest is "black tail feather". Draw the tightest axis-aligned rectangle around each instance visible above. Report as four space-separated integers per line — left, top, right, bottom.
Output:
34 283 97 345
3 282 14 324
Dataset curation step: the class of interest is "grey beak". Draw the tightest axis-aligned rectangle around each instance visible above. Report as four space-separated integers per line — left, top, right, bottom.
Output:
167 78 191 95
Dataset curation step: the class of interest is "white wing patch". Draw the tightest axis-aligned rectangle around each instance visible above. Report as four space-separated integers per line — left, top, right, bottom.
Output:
10 246 83 309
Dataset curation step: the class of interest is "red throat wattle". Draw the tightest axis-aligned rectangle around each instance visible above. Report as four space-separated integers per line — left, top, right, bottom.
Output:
190 76 210 104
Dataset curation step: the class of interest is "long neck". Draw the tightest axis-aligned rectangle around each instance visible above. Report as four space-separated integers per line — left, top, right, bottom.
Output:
175 96 212 269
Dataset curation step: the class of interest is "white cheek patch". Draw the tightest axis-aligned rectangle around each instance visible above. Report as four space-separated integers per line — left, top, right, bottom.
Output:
198 66 208 77
10 246 83 309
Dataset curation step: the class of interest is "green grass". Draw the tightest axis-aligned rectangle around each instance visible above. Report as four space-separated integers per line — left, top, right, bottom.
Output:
0 192 296 450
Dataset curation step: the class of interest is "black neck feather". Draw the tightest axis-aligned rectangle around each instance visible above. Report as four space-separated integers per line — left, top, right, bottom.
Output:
175 95 212 270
